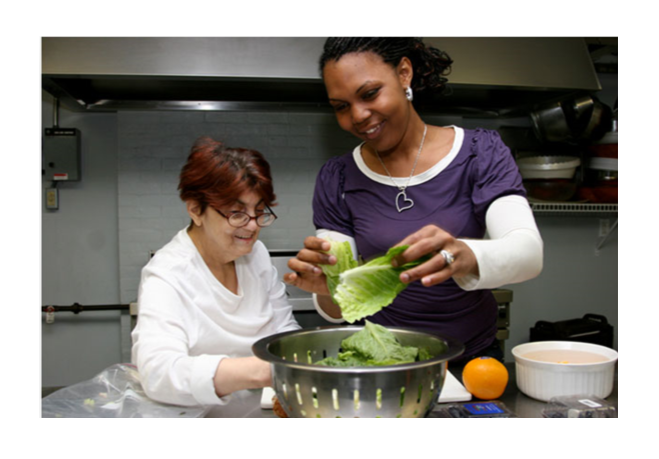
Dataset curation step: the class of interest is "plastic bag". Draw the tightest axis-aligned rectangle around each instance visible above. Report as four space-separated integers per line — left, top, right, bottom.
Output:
42 363 209 418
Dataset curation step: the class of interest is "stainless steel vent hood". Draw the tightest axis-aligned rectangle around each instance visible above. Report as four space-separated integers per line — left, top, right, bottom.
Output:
42 37 601 115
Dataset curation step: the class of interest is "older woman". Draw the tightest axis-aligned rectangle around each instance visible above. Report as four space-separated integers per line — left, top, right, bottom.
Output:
285 38 543 363
131 137 299 407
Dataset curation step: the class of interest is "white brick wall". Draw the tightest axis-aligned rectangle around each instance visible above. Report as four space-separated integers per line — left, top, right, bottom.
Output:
117 110 355 302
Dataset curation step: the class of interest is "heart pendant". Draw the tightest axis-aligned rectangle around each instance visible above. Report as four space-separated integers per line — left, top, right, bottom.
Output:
396 190 414 212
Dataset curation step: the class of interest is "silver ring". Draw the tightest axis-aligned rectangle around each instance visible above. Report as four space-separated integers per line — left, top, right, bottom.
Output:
440 249 455 266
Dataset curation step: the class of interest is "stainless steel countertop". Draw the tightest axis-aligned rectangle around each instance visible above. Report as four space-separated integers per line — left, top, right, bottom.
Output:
443 361 618 418
205 361 618 418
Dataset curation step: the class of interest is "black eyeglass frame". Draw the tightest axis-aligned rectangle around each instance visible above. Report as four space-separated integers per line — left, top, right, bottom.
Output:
212 205 278 228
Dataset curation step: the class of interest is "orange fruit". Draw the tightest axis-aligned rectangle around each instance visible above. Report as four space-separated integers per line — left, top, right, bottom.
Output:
462 356 509 400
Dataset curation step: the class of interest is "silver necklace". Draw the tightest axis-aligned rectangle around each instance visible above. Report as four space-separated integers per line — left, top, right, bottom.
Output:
375 124 428 213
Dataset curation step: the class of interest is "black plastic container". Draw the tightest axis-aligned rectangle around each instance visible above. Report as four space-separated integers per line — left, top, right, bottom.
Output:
530 314 614 348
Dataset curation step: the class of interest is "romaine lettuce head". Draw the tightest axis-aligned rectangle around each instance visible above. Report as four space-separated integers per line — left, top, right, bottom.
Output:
319 237 359 297
314 321 423 367
334 245 429 323
341 321 419 363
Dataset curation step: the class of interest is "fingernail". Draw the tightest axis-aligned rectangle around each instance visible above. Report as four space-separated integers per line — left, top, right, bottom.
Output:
313 267 322 275
328 255 337 264
391 258 398 267
400 273 409 283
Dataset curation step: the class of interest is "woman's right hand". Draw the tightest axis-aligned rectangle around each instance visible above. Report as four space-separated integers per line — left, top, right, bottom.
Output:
214 357 272 397
283 236 334 295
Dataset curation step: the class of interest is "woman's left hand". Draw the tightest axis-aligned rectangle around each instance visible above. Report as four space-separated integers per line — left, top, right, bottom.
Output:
392 224 479 287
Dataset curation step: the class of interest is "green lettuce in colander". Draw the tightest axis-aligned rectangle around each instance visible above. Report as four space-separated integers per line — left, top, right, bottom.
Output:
315 320 432 367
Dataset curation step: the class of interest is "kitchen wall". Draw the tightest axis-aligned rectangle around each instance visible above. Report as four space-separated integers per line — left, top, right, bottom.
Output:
41 91 121 386
42 76 618 387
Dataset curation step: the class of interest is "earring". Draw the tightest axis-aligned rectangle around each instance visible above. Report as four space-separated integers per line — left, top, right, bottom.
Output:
405 86 413 102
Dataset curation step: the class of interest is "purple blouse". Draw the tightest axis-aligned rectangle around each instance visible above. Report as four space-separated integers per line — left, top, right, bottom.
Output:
312 128 526 358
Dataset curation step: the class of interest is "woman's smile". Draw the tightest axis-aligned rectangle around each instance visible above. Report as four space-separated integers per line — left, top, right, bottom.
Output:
234 232 256 244
360 121 385 140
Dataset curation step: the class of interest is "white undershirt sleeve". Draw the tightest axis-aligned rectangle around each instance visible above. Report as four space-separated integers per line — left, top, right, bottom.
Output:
455 195 543 290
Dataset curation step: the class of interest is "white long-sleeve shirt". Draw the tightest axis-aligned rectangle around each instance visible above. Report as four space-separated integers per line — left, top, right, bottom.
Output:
131 228 300 407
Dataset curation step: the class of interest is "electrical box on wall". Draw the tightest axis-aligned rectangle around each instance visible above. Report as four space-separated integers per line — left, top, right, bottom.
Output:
43 128 81 181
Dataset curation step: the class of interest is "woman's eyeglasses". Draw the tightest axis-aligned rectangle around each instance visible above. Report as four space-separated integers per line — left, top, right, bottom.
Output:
213 205 277 228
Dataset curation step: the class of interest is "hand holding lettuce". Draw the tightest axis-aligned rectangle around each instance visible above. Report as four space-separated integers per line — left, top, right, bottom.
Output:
319 238 430 323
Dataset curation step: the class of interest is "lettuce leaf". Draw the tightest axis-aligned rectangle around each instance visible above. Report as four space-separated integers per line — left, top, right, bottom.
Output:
334 246 429 323
319 238 359 298
315 320 428 367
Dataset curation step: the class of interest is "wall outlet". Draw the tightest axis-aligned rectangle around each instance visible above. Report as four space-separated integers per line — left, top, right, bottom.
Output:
45 188 59 210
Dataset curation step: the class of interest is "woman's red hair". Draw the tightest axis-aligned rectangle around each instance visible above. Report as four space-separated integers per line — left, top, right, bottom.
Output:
178 137 276 212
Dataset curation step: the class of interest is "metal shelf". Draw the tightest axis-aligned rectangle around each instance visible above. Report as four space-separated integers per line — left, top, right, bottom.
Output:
530 201 618 215
528 201 618 254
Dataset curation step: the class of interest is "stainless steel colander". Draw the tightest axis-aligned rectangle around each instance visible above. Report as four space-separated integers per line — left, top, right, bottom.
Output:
252 325 464 418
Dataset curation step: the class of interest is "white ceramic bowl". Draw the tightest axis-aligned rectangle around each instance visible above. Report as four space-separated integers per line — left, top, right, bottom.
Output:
512 341 618 402
516 156 581 180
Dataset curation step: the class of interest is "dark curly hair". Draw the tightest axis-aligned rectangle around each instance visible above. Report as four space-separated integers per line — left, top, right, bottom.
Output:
319 38 453 103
